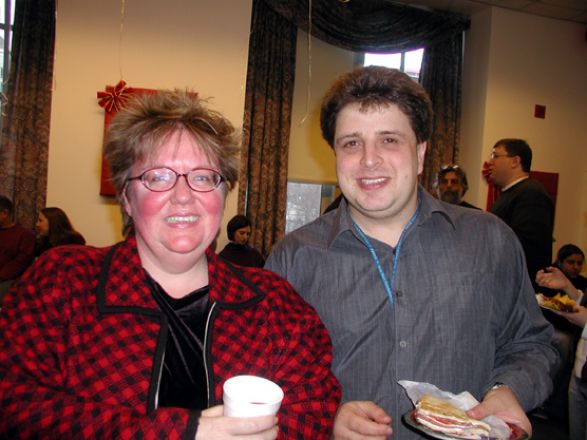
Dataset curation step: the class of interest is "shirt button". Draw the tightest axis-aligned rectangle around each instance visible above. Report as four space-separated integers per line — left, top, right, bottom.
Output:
399 340 407 348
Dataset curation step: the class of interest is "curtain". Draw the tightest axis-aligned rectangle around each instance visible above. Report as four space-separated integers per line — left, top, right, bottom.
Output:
0 0 56 229
419 32 464 191
241 0 469 252
265 0 468 52
238 0 297 257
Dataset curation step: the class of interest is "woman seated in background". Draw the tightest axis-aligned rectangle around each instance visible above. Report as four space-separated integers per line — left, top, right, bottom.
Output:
0 90 340 439
536 266 587 440
34 207 86 256
218 214 265 268
554 244 587 293
537 244 587 422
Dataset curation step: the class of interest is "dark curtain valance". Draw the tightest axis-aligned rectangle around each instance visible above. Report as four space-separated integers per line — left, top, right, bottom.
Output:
263 0 469 52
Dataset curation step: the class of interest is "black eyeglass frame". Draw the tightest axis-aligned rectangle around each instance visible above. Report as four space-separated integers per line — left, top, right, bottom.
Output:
126 167 225 193
489 152 512 160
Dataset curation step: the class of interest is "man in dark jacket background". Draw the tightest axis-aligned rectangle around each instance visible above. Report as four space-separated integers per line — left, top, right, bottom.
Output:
487 138 554 287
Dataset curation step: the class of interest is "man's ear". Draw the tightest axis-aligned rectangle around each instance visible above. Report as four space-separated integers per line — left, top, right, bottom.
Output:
417 141 427 174
511 155 522 169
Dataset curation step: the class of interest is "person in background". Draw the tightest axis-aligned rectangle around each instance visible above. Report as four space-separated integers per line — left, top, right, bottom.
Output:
536 266 587 440
486 138 554 288
0 90 340 439
218 214 265 268
34 207 86 257
265 66 557 440
0 195 35 304
537 243 587 423
554 244 587 293
434 164 480 209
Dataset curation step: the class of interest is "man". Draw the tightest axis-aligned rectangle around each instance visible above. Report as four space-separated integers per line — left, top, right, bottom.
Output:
435 164 480 209
487 139 554 285
265 66 557 439
0 195 35 302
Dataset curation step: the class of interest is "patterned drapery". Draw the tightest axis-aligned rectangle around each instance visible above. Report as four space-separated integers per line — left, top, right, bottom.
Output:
419 32 465 190
241 0 469 252
0 0 56 229
238 0 297 257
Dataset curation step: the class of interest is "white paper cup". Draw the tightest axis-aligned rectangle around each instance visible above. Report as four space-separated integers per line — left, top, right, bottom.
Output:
223 375 284 417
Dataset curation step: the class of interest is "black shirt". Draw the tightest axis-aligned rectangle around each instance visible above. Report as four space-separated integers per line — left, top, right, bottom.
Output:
218 242 265 268
147 275 211 410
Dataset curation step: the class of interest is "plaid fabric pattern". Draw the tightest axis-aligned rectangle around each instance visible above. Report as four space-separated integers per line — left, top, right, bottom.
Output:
0 237 340 439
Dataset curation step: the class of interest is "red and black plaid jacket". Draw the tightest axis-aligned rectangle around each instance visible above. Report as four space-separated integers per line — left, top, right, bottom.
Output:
0 236 340 439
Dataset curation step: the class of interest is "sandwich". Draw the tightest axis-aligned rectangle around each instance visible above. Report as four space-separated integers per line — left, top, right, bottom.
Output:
414 394 493 439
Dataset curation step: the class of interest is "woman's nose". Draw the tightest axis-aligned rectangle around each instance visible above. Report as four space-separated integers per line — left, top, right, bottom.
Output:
171 174 195 203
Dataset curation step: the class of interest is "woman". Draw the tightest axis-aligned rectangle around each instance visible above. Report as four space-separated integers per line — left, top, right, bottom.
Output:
218 214 265 268
34 207 86 256
538 244 587 423
0 90 340 438
555 244 587 293
536 267 587 440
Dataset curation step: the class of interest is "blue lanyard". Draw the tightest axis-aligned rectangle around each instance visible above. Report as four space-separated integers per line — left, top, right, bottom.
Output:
352 200 421 309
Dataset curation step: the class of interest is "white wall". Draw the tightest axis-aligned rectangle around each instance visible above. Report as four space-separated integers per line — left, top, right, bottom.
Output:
47 0 253 249
460 7 587 254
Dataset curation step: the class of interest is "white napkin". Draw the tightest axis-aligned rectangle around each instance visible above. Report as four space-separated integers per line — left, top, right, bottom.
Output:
399 380 511 439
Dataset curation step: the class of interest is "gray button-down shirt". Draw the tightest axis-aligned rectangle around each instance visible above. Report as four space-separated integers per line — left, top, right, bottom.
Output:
266 187 557 439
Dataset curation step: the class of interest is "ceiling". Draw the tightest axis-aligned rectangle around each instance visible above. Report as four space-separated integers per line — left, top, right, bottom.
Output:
389 0 587 24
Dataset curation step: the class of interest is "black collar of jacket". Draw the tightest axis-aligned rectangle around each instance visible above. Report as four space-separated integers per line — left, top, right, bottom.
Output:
96 238 265 316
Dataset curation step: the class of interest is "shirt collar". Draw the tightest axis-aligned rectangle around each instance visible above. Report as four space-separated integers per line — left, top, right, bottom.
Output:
502 175 529 191
325 186 456 249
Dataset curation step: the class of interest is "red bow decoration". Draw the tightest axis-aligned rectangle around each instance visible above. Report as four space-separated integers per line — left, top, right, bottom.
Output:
97 80 135 113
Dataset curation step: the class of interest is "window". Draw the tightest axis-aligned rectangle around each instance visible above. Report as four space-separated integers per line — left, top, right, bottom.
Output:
285 181 339 234
364 48 424 81
0 0 15 114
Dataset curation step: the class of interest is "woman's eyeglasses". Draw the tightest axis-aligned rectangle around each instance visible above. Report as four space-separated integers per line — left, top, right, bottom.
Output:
126 167 225 192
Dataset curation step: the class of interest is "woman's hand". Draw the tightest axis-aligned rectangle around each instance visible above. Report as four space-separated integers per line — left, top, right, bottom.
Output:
195 405 278 440
551 305 587 328
535 266 580 300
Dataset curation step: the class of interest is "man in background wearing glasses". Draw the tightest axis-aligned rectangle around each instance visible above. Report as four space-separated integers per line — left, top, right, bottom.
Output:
486 138 554 287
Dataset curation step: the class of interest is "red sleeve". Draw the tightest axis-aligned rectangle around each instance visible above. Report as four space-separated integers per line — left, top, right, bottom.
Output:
0 227 35 280
0 252 198 439
251 272 341 439
275 287 341 439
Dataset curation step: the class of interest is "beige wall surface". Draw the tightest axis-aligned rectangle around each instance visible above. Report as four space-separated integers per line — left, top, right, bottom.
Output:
461 7 587 256
288 31 356 184
48 0 252 249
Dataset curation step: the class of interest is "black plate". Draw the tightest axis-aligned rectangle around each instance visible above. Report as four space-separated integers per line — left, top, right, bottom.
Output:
402 410 529 440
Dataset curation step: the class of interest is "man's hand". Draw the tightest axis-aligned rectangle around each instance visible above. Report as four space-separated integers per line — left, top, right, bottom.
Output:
466 387 531 437
332 401 392 440
195 405 278 439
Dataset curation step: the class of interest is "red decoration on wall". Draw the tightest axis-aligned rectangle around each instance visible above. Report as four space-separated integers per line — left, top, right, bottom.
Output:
96 81 155 196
